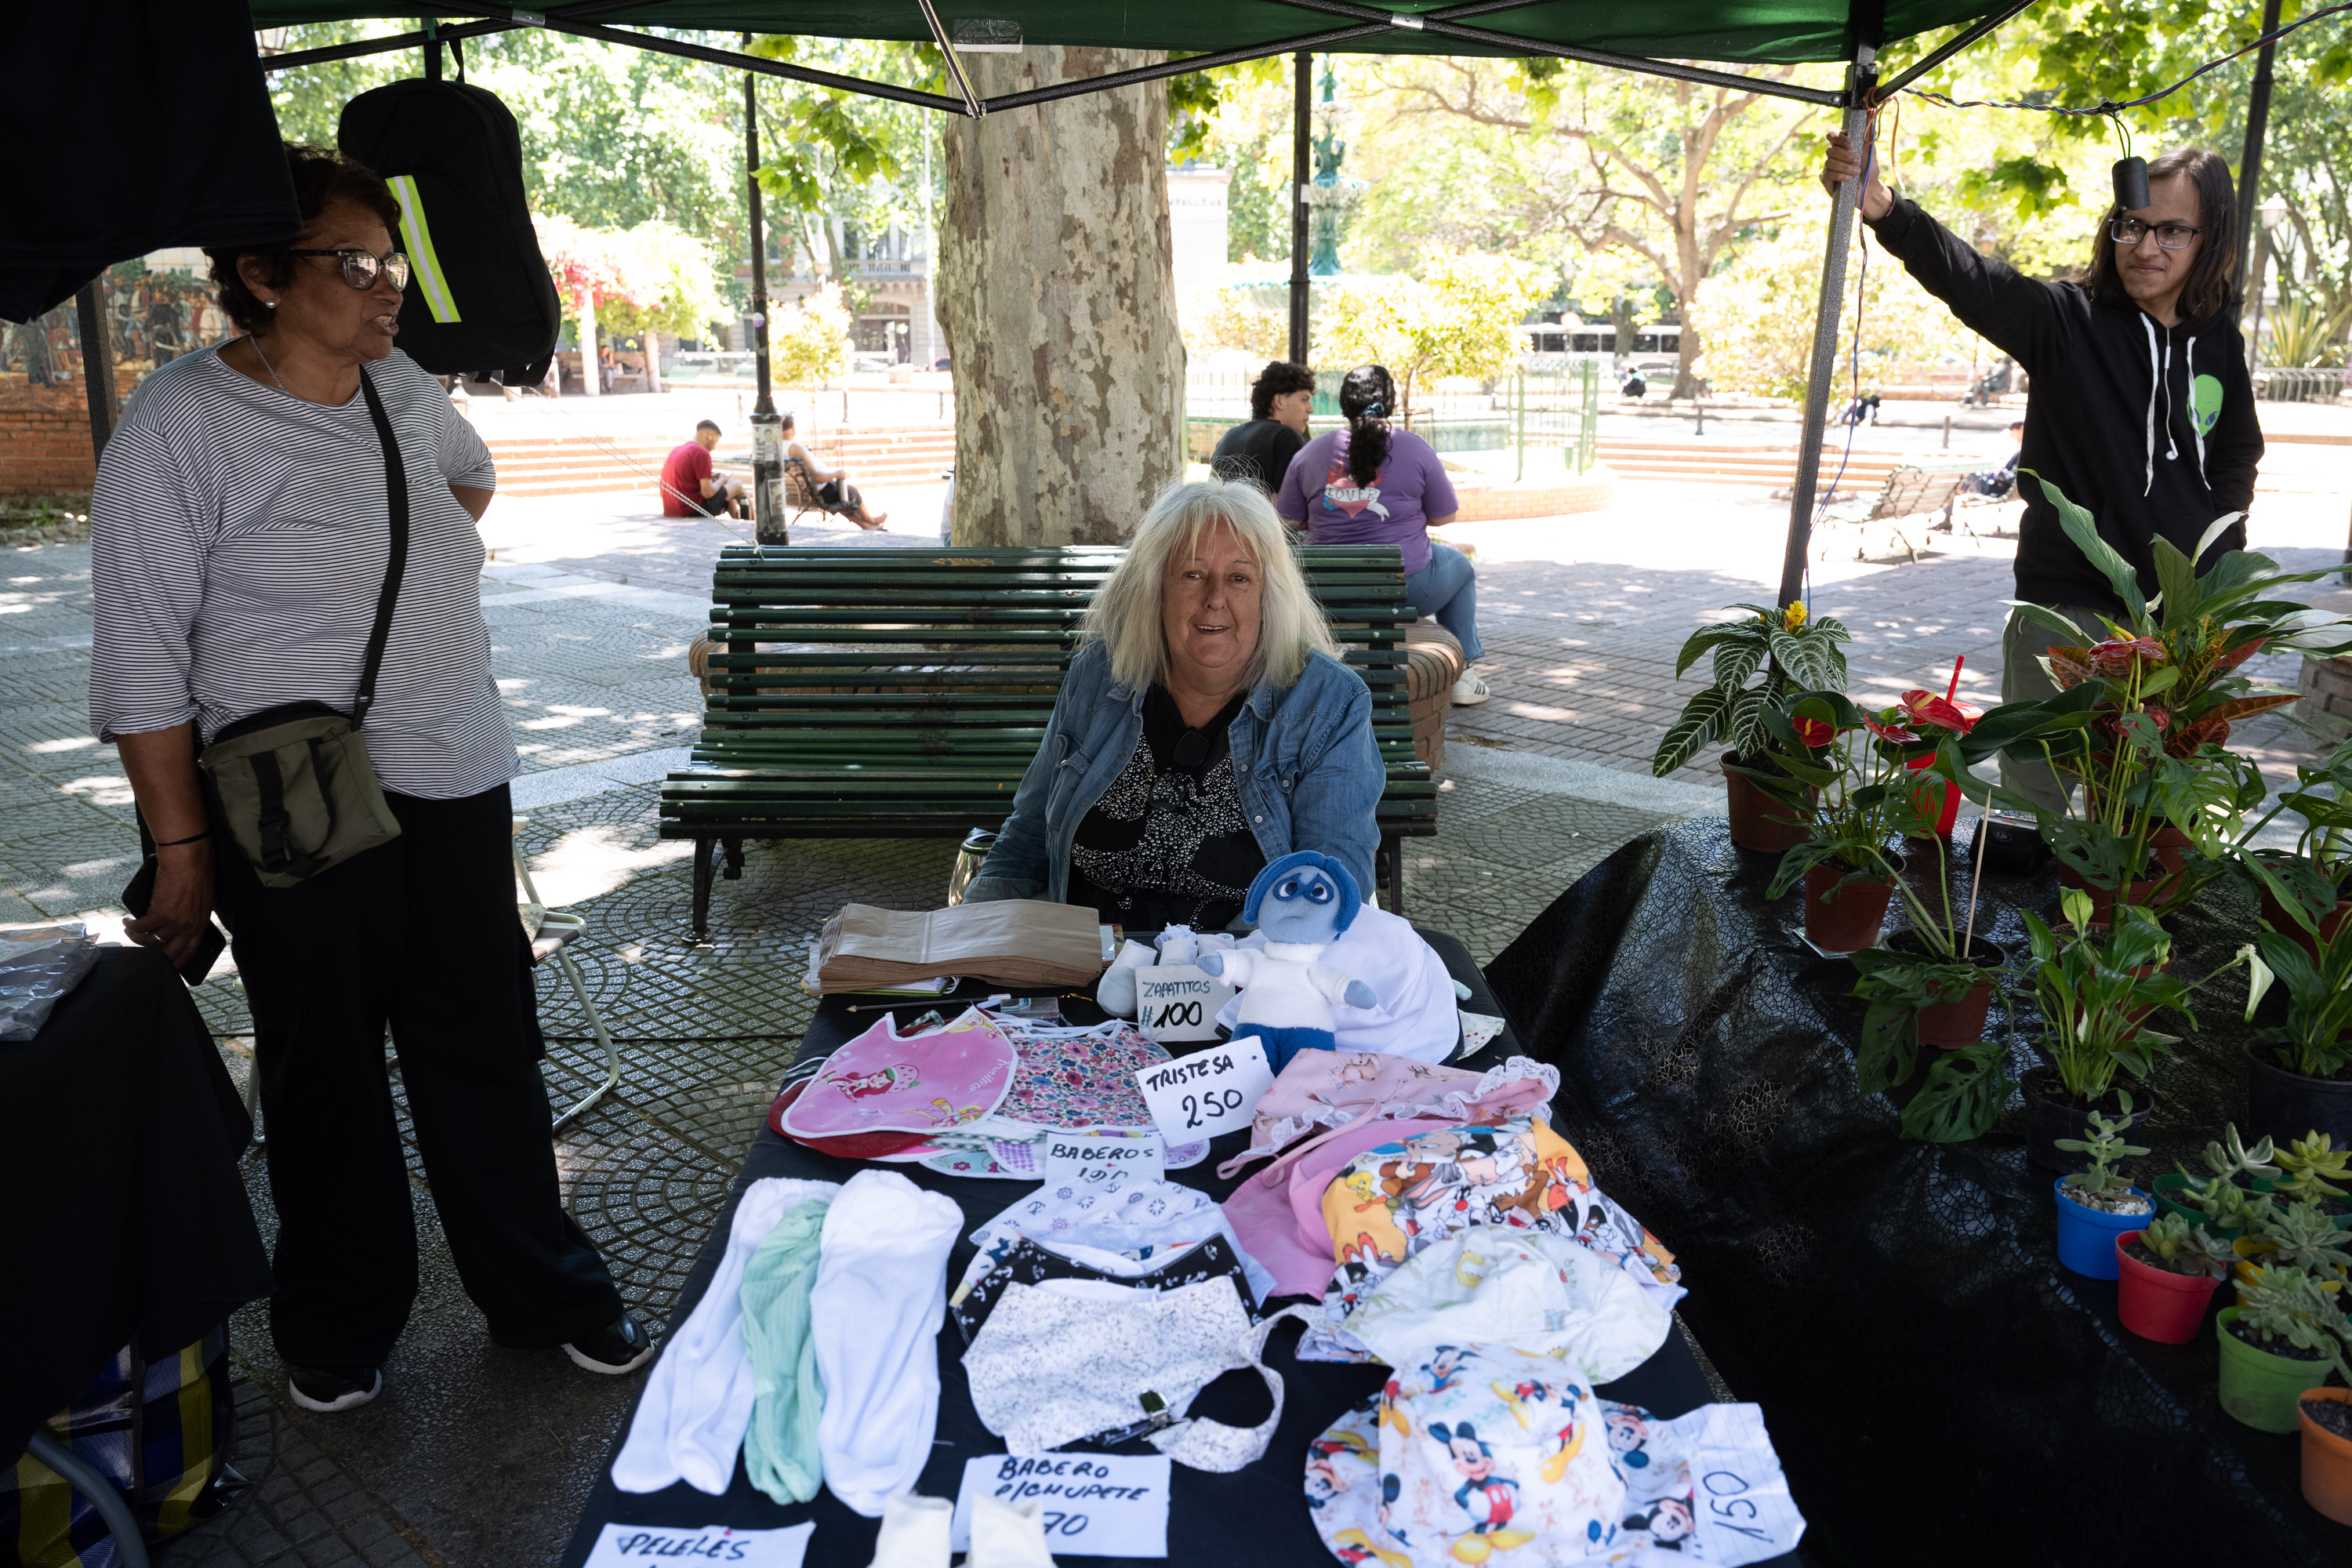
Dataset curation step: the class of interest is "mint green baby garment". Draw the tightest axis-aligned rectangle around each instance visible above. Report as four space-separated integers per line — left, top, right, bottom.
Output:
741 1196 831 1504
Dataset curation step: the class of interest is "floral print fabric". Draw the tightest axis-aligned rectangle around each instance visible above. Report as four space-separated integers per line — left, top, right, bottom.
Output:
987 1018 1171 1130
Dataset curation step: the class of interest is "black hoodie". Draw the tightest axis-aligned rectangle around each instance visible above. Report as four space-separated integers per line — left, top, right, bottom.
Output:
1865 197 2263 615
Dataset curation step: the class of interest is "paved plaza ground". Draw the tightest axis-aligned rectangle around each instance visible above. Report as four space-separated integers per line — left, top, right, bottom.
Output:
5 402 2346 1565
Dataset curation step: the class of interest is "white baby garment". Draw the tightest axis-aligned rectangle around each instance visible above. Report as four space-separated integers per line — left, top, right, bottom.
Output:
811 1170 964 1516
612 1177 841 1494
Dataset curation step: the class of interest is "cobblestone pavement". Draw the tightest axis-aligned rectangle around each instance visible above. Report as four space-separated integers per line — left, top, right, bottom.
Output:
6 452 2341 1564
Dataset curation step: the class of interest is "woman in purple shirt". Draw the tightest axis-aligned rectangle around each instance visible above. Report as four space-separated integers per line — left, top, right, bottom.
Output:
1274 365 1488 706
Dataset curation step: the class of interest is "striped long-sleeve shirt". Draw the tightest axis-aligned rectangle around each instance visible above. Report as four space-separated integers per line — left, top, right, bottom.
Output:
89 345 517 800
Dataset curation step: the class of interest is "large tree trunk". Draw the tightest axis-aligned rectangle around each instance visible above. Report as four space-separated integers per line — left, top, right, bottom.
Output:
938 48 1184 546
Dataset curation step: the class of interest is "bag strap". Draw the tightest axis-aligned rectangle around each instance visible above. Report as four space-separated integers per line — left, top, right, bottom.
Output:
353 366 410 729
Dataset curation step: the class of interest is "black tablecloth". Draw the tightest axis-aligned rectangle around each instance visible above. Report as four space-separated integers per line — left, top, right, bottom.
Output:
1485 818 2352 1568
2 945 272 1463
561 931 1782 1568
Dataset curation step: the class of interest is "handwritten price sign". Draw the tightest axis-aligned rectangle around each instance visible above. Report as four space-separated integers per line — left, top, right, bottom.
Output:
1135 964 1234 1046
1133 1036 1272 1143
1040 1129 1164 1190
582 1524 811 1568
951 1454 1171 1559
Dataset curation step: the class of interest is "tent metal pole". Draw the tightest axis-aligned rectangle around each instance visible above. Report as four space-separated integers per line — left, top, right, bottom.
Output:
1259 0 1845 106
1290 51 1312 365
980 23 1393 111
745 35 783 546
1777 45 1878 608
74 282 118 463
259 0 644 73
2233 0 2285 298
1872 0 2041 99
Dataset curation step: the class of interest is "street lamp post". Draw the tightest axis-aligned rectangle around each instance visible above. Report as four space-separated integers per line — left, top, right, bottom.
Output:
745 34 784 546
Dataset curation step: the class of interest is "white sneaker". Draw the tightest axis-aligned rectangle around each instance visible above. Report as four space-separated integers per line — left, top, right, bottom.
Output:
865 1493 951 1568
966 1495 1057 1568
1450 670 1492 706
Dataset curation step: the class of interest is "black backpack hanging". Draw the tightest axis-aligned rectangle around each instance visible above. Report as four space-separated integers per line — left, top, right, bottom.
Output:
338 72 560 387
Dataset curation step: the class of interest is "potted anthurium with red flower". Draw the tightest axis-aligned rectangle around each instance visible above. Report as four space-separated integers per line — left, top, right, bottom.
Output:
2002 474 2350 927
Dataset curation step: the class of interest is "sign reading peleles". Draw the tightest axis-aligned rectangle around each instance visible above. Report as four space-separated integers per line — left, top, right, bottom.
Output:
951 1454 1171 1558
582 1523 812 1568
1132 1036 1272 1143
1134 963 1235 1047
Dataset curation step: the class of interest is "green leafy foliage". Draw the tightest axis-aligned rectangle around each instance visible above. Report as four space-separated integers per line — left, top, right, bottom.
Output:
2134 1210 2234 1275
2171 1124 2280 1233
1849 948 1995 1096
2056 1091 2150 1202
1899 1038 2016 1143
2249 1200 2352 1276
1954 156 2073 221
2274 1133 2352 1204
2242 923 2352 1081
1651 603 1850 777
2234 1265 2352 1385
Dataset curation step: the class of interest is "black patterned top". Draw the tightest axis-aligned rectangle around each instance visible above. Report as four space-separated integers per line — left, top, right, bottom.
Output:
1065 684 1265 932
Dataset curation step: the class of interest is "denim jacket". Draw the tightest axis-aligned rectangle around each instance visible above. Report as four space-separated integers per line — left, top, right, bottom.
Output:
963 640 1384 908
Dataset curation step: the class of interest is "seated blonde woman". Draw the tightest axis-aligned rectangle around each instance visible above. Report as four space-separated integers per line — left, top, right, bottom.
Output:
963 477 1383 929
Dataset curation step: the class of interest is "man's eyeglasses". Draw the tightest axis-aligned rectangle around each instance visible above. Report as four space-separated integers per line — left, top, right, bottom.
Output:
284 249 412 290
2108 218 2201 251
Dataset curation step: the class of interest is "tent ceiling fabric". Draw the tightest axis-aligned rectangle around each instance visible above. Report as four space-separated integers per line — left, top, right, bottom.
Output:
245 0 2004 67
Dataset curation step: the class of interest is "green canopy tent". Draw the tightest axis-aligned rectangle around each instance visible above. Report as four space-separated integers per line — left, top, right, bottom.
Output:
246 0 2038 600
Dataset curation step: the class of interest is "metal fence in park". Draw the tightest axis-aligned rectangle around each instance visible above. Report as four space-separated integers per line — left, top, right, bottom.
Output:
1183 362 1605 475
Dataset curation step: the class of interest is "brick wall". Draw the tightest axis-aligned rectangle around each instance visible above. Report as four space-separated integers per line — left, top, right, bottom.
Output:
1 406 99 494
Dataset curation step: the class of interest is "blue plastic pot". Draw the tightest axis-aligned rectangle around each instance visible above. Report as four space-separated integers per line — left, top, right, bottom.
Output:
2053 1178 2152 1279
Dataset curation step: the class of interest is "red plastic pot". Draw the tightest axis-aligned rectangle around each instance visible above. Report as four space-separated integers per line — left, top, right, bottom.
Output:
1804 862 1896 954
2114 1229 2223 1344
2258 883 2352 966
1902 753 1962 840
1724 752 1809 854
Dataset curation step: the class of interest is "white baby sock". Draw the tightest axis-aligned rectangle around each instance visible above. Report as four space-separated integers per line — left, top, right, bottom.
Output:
612 1177 840 1494
865 1492 951 1568
812 1170 964 1516
966 1495 1057 1568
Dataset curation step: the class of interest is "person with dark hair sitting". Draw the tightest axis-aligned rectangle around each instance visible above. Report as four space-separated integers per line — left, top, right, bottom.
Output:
782 412 887 530
1275 364 1490 707
1211 359 1316 492
1962 419 2028 499
1822 132 2263 810
660 418 748 519
89 141 648 1416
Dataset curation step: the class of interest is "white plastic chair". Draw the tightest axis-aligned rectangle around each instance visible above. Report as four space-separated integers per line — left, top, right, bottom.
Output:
514 818 621 1131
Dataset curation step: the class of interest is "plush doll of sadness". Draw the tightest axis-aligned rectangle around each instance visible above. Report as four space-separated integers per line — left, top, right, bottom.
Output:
1198 852 1378 1069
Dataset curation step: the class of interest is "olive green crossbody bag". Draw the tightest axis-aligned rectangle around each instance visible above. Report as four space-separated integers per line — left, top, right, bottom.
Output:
197 367 409 887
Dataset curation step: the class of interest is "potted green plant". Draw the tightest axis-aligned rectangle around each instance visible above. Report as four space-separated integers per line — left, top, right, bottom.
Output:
2115 1210 2234 1343
2152 1124 2278 1239
2218 1265 2352 1432
2237 731 2352 962
2001 475 2350 927
2020 897 2190 1171
2263 1133 2352 1231
2052 1094 2154 1279
2235 1198 2352 1291
2240 921 2352 1151
1652 599 1852 851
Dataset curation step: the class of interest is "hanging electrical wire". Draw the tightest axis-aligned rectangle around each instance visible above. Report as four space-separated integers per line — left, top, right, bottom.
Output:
1886 2 2352 116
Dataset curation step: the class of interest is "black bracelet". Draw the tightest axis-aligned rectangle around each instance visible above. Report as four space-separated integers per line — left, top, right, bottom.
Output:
154 829 211 848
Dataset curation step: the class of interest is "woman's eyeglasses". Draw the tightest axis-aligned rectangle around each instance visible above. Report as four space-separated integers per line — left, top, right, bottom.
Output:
284 249 412 290
2107 218 2201 251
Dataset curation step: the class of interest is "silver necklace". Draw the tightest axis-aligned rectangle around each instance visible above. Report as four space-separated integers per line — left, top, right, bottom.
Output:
246 333 291 395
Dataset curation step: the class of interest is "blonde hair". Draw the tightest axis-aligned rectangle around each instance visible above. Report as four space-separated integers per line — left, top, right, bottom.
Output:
1083 478 1338 691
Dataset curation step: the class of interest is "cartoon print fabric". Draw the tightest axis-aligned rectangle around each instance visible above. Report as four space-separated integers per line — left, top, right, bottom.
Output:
778 1006 1016 1138
1307 1347 1806 1566
1304 1118 1682 1363
1220 1050 1560 1180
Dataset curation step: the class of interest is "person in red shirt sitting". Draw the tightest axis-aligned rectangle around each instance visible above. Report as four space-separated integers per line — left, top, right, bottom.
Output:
660 420 747 519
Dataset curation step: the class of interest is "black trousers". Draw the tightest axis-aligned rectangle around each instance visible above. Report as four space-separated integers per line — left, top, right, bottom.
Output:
214 782 622 1369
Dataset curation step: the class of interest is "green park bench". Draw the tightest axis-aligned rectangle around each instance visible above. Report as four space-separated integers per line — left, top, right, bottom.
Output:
660 543 1438 939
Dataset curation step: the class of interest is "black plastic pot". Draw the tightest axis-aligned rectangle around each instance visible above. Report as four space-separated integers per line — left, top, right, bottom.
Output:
2244 1040 2352 1152
2023 1066 2155 1174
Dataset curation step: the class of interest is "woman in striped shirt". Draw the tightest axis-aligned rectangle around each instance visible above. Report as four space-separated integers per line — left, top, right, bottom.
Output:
90 144 646 1413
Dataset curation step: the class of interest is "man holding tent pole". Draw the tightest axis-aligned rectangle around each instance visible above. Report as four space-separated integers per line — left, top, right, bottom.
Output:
1820 129 2264 811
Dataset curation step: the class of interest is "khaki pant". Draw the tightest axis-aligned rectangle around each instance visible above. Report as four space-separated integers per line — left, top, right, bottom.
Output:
1998 602 2114 812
